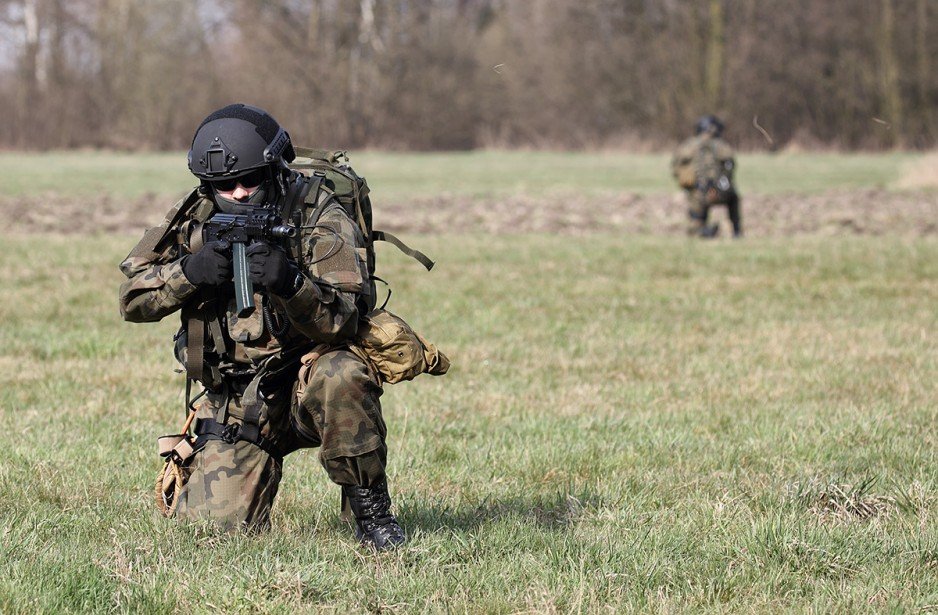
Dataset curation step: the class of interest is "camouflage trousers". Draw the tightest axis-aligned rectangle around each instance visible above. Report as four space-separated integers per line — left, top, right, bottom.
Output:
686 189 742 236
174 349 387 532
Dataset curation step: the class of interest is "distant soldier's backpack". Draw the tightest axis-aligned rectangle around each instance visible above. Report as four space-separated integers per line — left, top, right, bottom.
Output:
672 140 699 190
693 139 736 204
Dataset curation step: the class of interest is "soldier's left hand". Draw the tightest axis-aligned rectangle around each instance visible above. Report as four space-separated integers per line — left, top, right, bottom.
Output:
245 242 299 297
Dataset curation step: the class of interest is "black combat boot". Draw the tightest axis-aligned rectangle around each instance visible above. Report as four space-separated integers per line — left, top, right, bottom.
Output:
342 479 406 551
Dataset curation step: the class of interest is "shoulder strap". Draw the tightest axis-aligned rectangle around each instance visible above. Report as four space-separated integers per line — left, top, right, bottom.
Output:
307 184 338 227
372 230 435 271
182 294 226 387
128 188 204 261
282 172 318 222
281 173 321 260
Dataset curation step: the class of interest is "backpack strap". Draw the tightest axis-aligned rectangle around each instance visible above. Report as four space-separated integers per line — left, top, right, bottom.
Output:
182 294 225 387
372 230 435 271
282 173 321 260
128 187 205 261
282 172 319 222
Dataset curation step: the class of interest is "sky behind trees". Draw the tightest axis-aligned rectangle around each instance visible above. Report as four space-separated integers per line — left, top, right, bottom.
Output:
0 0 935 151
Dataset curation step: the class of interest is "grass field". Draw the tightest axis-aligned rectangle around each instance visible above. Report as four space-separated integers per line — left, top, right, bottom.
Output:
1 152 936 612
1 232 936 613
0 150 927 201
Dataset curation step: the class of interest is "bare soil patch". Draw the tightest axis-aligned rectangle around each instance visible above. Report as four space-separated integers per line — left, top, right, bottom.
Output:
4 189 936 237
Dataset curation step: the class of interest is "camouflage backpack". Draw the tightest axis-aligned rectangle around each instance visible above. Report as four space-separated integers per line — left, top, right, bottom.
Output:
693 138 735 204
289 148 448 385
289 147 434 283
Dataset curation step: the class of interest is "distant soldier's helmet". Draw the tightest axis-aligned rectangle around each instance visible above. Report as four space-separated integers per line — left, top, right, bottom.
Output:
188 103 296 211
694 115 725 138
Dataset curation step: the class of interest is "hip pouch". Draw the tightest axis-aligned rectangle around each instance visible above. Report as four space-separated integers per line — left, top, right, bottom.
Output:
350 309 450 385
677 164 696 190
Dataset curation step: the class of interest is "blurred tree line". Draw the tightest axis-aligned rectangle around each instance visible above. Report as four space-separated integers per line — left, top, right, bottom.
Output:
1 0 935 150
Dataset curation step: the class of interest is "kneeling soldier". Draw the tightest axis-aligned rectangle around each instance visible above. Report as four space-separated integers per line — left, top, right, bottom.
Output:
119 104 404 548
671 115 743 238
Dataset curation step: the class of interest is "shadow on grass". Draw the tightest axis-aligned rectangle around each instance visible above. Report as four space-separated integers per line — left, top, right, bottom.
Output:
399 491 603 534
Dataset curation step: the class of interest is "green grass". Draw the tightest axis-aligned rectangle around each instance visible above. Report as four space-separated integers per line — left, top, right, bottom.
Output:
1 233 936 612
0 150 924 201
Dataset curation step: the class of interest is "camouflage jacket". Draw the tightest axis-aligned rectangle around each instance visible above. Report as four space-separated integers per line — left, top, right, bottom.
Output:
118 178 371 370
670 134 736 187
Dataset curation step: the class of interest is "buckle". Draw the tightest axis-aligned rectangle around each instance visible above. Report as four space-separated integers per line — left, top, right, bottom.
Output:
221 423 241 444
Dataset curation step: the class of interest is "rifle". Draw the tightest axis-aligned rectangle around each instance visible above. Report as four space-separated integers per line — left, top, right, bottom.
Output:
201 211 297 317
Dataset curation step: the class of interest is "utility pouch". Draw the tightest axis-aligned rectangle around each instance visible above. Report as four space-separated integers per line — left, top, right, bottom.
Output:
677 164 696 190
350 309 450 385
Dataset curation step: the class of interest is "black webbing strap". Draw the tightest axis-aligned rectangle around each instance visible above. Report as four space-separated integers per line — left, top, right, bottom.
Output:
283 173 321 260
194 417 282 460
371 230 435 271
233 350 307 451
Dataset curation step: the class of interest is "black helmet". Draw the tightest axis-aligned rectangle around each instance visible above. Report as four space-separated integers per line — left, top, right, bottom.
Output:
187 103 296 181
694 115 724 138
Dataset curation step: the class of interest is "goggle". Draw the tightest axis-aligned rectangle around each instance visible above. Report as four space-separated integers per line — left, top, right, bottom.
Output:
209 167 268 191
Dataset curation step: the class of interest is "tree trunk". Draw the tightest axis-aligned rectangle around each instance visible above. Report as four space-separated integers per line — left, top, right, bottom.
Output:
915 0 932 139
704 0 724 110
21 0 42 145
878 0 903 145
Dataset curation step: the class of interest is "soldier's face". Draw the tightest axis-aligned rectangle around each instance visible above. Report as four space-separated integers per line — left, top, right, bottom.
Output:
216 182 259 202
210 167 267 202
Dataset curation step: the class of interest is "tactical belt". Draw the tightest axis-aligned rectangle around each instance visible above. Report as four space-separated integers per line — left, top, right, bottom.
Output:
194 417 282 461
191 356 304 462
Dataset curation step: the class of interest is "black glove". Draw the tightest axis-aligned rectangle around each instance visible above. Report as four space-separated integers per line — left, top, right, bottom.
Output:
182 240 231 286
245 242 299 297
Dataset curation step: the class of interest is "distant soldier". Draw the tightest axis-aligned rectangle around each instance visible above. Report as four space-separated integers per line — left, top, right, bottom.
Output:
671 115 742 238
118 104 430 549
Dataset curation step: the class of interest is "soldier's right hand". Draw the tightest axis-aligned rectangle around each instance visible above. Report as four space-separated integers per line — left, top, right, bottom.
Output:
181 240 231 286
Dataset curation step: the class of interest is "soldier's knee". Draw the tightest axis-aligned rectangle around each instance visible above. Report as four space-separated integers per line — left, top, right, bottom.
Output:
301 350 379 408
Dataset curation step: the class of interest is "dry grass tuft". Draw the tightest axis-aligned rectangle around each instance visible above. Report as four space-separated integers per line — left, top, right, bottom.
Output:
791 477 897 522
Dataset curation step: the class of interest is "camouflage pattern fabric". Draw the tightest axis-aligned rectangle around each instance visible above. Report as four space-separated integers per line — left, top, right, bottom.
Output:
119 190 365 356
671 134 736 185
119 257 198 322
176 438 282 533
293 349 387 487
172 350 385 533
119 177 388 532
684 189 742 236
671 134 740 236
